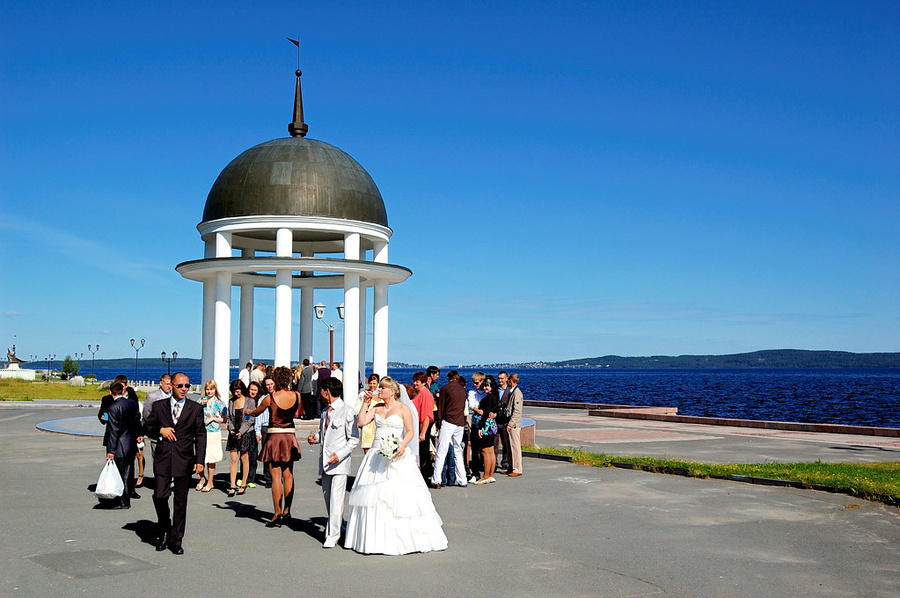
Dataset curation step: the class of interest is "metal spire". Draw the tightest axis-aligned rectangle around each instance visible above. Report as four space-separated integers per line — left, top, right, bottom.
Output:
287 37 308 138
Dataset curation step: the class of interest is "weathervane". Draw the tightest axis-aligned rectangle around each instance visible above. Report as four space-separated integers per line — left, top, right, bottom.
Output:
287 36 301 70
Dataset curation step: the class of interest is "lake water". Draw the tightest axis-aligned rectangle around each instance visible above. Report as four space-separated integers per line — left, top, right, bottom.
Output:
88 366 900 429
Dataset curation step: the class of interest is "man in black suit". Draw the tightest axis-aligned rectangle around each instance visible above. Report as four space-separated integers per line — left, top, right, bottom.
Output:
144 371 206 555
495 371 512 474
105 381 143 509
99 374 139 448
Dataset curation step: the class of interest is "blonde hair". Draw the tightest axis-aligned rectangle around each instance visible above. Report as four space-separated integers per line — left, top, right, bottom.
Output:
378 376 401 400
203 379 220 399
471 371 485 384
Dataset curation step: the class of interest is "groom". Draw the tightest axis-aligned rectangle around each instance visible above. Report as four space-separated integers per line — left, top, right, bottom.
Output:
307 376 359 548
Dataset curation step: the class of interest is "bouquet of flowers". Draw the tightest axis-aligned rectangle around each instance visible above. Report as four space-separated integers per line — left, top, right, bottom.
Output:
378 434 401 459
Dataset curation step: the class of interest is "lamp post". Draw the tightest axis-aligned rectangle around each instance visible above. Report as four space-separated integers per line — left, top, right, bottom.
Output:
130 338 145 382
88 345 100 378
73 352 84 376
87 344 100 377
161 351 178 375
45 353 56 380
313 303 345 366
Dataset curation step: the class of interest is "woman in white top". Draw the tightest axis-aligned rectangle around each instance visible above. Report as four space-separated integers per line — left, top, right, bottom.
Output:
199 380 226 492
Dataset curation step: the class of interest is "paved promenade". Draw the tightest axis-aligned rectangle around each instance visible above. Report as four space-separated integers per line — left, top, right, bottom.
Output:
527 405 900 465
1 401 897 597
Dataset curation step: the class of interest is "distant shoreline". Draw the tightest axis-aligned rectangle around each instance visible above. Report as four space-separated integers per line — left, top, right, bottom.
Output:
21 349 899 371
410 349 900 369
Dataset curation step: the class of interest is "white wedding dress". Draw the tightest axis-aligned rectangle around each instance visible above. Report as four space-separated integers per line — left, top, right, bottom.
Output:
344 413 448 555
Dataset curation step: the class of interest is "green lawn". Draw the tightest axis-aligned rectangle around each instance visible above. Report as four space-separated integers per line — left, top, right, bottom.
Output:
0 379 147 402
525 446 900 507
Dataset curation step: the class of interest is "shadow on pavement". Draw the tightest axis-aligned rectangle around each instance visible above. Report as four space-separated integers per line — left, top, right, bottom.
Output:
122 519 159 547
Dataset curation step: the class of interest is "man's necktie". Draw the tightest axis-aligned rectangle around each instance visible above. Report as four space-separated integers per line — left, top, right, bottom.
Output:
324 406 332 434
173 402 181 425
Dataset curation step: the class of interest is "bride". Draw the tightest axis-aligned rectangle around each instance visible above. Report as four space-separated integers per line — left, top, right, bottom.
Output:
344 376 448 555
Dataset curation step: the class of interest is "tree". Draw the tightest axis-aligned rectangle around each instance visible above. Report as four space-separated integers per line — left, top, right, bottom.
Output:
62 355 79 377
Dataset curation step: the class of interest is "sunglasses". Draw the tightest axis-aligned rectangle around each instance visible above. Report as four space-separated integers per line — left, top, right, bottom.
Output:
175 384 191 389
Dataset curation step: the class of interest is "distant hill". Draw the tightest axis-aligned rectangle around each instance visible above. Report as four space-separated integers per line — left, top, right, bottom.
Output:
28 350 899 371
549 350 900 369
26 357 416 369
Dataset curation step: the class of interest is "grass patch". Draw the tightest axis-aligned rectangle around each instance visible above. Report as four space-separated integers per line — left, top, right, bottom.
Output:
0 379 146 402
524 445 900 507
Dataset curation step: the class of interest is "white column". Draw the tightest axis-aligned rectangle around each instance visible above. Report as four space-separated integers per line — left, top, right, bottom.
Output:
201 241 215 384
373 241 389 377
239 248 254 369
299 250 314 363
274 228 293 368
358 278 367 385
343 232 360 398
214 232 232 394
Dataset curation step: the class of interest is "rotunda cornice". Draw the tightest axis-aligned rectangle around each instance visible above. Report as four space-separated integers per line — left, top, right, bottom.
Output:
198 214 392 242
176 256 412 287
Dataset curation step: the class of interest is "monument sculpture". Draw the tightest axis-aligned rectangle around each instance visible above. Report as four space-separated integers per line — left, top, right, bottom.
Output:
7 345 26 369
1 344 36 380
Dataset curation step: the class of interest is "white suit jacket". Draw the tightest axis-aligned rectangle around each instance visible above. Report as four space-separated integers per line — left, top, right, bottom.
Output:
317 398 360 476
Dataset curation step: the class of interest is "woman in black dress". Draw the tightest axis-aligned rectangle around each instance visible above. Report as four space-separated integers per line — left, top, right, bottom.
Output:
473 375 500 484
226 380 256 497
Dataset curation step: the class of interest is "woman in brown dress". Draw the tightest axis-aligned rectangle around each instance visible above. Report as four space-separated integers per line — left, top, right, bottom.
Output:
246 366 301 527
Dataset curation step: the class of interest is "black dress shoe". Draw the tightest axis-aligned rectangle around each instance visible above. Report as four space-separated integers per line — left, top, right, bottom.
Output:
113 503 130 510
156 532 169 552
169 544 184 555
129 492 141 499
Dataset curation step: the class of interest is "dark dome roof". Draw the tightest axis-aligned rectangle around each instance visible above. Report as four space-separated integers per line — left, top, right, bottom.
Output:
202 137 388 227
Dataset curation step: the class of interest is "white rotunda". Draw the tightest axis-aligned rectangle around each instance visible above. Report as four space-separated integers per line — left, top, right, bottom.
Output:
176 68 411 399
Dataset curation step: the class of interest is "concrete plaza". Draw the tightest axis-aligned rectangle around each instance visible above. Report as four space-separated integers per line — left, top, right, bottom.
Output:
1 401 897 597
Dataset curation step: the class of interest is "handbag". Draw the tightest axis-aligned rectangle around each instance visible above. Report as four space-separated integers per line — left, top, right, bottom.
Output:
94 459 125 499
481 416 498 436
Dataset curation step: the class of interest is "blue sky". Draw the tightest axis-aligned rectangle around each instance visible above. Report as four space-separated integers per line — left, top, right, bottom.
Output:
1 1 898 364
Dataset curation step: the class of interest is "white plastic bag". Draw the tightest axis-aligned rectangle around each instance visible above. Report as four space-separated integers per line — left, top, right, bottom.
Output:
94 459 124 499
